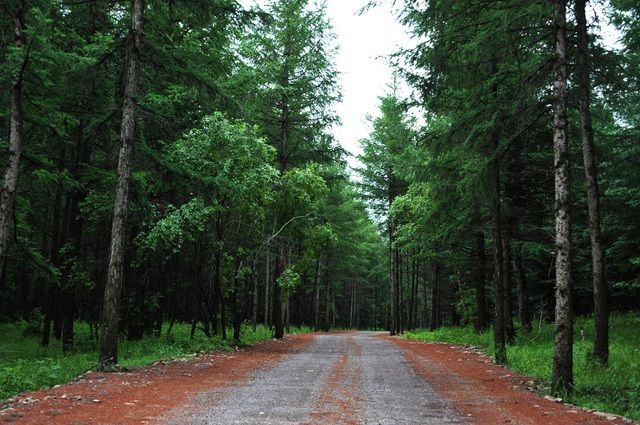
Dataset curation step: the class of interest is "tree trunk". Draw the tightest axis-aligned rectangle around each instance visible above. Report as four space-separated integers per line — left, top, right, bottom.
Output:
388 222 396 335
312 258 321 330
0 4 25 281
502 225 515 343
98 0 145 371
575 0 608 366
513 251 531 332
473 206 488 332
264 250 271 327
490 139 507 364
506 138 532 333
429 260 438 330
322 254 331 331
551 0 573 393
273 242 285 339
252 257 259 331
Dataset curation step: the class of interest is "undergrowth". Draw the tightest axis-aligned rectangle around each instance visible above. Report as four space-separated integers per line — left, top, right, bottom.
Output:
0 322 308 401
404 313 640 421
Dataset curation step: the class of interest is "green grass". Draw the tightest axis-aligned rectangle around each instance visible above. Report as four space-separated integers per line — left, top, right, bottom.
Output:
404 313 640 421
0 322 309 401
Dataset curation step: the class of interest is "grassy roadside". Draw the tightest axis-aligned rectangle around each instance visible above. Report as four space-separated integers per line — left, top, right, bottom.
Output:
403 313 640 421
0 322 310 401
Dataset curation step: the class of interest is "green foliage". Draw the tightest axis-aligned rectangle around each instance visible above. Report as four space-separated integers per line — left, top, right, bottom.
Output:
21 309 45 337
277 267 301 291
137 197 216 257
0 322 309 401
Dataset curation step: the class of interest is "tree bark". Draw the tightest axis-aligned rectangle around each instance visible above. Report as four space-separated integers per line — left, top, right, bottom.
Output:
273 241 285 339
575 0 608 366
551 0 573 393
429 259 438 330
312 258 321 330
0 3 25 282
506 138 532 333
490 141 506 364
502 221 515 343
321 253 331 331
98 0 145 371
264 250 271 327
473 217 488 332
251 257 259 331
489 55 507 364
388 222 397 335
513 251 531 332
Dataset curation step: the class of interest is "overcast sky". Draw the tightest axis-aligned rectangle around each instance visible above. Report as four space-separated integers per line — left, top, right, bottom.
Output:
324 1 411 169
238 0 411 170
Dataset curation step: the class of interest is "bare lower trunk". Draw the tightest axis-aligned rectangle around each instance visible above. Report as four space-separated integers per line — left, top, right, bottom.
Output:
489 55 507 365
513 251 531 332
0 5 25 281
429 260 438 330
313 258 321 330
388 222 397 335
491 147 506 364
252 258 259 331
474 224 488 332
502 222 515 343
322 254 331 331
264 251 270 327
551 0 573 393
98 0 144 371
575 0 608 366
273 242 285 339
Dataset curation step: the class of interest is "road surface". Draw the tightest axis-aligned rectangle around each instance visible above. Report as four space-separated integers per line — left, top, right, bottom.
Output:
163 332 463 424
1 331 629 425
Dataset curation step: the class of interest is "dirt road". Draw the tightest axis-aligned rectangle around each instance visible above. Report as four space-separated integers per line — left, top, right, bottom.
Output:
0 332 630 424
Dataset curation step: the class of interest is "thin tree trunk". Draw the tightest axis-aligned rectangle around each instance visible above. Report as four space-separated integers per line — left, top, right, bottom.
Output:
388 222 396 335
0 4 25 282
502 225 515 343
252 257 259 331
506 138 532 333
98 0 145 371
490 139 506 364
313 258 321 330
429 259 438 330
551 0 573 393
322 254 331 331
473 205 488 332
575 0 608 366
489 55 507 364
273 242 285 339
264 250 270 327
513 243 531 333
395 249 402 333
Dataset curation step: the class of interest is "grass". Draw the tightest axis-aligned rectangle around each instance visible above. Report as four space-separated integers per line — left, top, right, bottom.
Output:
404 313 640 421
0 321 310 401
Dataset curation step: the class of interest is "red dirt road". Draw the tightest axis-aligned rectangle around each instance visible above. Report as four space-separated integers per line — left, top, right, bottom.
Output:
0 332 634 424
0 335 313 424
387 336 632 425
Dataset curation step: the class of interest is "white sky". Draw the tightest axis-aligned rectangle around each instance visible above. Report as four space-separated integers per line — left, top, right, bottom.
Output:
324 1 412 170
238 0 412 171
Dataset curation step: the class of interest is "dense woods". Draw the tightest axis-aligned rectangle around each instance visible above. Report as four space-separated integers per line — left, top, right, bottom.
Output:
363 0 640 393
1 0 639 400
0 0 386 369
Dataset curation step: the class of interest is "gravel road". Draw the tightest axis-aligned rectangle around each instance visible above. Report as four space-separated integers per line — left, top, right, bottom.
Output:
162 332 465 425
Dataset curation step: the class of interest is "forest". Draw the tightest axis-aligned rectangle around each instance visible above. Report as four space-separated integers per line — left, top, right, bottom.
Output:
0 0 639 417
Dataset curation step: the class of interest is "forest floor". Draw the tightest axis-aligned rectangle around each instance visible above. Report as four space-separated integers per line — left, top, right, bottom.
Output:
1 331 635 425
